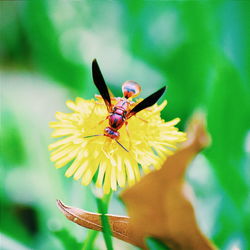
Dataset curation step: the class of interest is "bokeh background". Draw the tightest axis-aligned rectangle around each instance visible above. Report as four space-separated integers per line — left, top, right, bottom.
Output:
1 1 249 249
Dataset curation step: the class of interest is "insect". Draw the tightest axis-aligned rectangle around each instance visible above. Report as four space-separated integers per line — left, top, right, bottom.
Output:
85 59 166 152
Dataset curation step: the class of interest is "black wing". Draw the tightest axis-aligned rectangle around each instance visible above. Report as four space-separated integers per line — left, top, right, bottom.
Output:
126 86 166 119
92 59 112 112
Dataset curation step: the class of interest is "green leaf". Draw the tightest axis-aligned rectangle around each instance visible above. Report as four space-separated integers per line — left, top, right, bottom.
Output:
53 228 82 250
206 57 250 247
23 0 88 93
0 110 26 166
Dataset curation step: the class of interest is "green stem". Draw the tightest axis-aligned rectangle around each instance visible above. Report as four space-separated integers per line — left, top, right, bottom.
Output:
82 230 99 250
96 192 113 250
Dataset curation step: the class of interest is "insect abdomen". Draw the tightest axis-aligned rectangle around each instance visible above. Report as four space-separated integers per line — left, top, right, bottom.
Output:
109 113 124 130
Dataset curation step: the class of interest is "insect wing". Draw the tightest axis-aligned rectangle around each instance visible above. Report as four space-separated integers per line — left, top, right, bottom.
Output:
92 59 112 112
126 86 166 119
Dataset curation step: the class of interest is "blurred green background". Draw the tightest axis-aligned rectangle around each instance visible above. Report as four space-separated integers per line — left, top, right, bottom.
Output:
1 0 249 249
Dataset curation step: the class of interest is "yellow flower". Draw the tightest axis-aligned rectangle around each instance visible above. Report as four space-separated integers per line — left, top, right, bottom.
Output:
49 97 186 194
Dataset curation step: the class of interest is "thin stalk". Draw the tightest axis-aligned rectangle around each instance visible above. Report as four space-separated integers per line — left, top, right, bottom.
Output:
96 192 113 250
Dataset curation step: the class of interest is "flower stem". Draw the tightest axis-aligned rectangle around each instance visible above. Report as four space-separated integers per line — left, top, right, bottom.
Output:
96 192 113 250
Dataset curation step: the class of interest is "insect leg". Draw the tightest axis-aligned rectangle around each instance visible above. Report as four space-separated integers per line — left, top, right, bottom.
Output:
89 103 109 129
125 121 132 150
135 115 148 123
83 134 104 138
98 115 109 125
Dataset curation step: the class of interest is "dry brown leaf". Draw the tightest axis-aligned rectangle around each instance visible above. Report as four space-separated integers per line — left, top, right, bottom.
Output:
57 113 216 249
121 113 216 249
56 199 139 246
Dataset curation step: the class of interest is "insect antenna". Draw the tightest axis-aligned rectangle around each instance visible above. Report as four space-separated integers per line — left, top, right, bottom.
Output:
83 134 104 139
115 139 129 152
